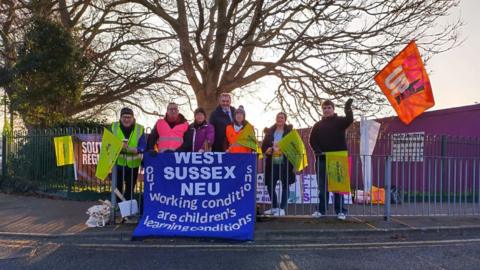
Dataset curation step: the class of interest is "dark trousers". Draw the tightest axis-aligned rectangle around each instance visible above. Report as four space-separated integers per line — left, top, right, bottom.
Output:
317 157 346 215
116 166 139 201
266 164 289 209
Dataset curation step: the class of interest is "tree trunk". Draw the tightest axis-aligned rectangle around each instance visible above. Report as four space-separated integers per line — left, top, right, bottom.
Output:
195 89 220 117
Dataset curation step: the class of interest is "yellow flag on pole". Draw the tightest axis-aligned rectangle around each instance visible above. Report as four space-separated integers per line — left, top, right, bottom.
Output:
95 128 123 180
236 123 257 150
235 123 262 158
325 151 351 193
53 136 74 166
2 118 10 135
256 144 263 159
2 118 12 145
277 129 308 172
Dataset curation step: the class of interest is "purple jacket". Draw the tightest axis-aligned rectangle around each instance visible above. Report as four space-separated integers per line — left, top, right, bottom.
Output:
178 122 215 152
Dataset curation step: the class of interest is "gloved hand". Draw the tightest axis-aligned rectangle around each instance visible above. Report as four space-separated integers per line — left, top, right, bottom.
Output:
345 98 353 112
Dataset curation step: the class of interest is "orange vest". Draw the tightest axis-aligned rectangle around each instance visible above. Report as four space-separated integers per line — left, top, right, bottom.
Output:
225 124 253 153
156 118 188 152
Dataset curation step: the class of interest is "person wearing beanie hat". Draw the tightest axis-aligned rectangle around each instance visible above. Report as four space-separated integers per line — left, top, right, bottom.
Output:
225 105 256 153
146 102 189 152
235 105 245 117
178 107 215 152
110 107 146 207
120 107 134 117
209 93 236 152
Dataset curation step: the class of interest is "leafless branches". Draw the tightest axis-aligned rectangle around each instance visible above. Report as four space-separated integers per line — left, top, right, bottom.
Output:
125 0 461 124
1 0 462 125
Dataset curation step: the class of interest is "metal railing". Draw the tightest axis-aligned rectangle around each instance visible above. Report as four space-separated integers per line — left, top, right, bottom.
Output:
2 128 479 219
1 128 117 200
257 153 480 218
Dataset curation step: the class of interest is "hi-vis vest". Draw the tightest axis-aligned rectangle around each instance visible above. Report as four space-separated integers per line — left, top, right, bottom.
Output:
111 122 144 168
155 119 189 152
226 125 252 153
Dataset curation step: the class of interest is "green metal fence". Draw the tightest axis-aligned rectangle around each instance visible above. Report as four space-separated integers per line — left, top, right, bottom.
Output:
1 128 113 200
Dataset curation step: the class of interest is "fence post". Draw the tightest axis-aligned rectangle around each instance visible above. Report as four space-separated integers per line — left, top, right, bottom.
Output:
110 165 118 224
66 128 73 197
440 135 446 175
66 166 73 198
384 155 392 221
1 134 6 183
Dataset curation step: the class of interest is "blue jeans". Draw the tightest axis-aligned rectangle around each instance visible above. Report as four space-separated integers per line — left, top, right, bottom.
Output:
316 156 346 215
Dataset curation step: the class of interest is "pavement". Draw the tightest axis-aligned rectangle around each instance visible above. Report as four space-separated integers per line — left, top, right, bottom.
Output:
2 192 480 243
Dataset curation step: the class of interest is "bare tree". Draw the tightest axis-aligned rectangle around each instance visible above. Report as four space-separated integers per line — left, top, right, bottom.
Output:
0 0 180 126
1 0 462 126
124 0 461 124
0 0 26 92
63 0 182 117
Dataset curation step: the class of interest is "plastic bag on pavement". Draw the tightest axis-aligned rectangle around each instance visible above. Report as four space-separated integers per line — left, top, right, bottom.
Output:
85 200 112 228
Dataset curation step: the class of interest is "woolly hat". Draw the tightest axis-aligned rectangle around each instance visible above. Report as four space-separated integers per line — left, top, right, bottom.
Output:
120 107 134 116
236 105 245 116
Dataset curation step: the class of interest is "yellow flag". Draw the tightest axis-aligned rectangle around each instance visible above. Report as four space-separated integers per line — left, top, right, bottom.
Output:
256 144 263 160
2 118 10 135
277 129 308 172
236 123 258 150
95 128 123 181
325 151 350 193
53 136 74 166
2 118 13 145
236 123 262 158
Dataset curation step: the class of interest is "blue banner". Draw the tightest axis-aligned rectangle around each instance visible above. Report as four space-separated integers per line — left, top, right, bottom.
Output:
133 153 257 241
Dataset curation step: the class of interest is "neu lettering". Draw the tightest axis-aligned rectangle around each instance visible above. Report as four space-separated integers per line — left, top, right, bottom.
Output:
181 182 220 196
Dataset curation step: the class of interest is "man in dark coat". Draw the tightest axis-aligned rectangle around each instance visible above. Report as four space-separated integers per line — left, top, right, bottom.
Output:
309 98 353 220
209 93 236 152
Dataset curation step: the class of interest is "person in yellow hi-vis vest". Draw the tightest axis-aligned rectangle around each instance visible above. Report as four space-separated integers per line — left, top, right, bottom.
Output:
111 107 146 201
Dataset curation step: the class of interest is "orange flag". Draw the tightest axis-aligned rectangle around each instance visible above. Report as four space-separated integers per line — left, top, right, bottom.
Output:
374 41 434 125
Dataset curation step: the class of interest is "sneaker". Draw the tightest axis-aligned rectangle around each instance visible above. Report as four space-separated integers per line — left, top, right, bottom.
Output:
274 209 286 216
311 211 324 218
264 208 279 215
337 213 346 221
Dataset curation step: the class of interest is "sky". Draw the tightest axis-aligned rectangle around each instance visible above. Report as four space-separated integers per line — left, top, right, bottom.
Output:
4 1 479 132
231 0 480 131
138 0 479 132
428 0 479 109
